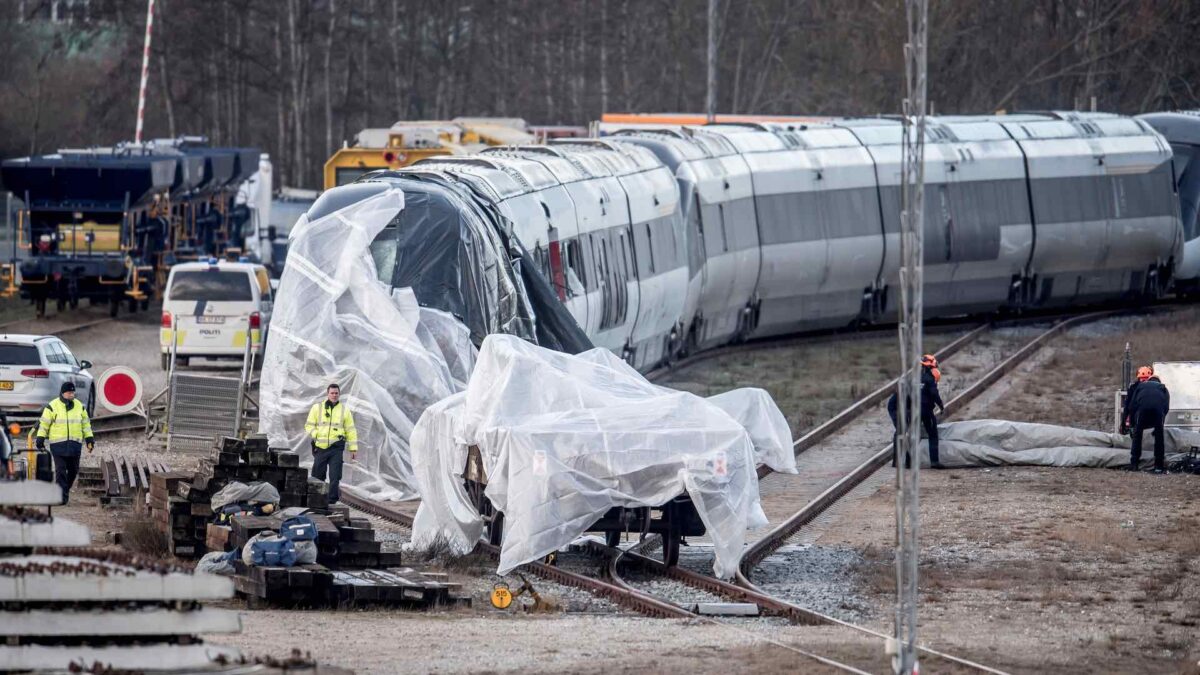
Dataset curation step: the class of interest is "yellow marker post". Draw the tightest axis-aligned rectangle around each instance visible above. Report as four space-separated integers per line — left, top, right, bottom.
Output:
489 583 513 610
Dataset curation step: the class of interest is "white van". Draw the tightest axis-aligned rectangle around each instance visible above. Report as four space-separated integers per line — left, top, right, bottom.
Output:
160 260 273 370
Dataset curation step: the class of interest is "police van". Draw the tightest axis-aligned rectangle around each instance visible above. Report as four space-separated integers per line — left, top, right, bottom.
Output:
160 260 273 370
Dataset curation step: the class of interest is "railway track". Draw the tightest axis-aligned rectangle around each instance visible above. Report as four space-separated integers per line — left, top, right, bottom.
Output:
586 314 1126 673
342 309 1139 674
340 492 877 673
739 310 1117 574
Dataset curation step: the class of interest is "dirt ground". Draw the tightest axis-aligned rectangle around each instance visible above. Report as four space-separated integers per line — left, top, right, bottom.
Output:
657 326 962 437
821 307 1200 674
13 300 1200 673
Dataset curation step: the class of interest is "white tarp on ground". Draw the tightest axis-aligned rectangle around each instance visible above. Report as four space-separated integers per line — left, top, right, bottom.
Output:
409 335 798 580
927 420 1200 468
259 187 475 500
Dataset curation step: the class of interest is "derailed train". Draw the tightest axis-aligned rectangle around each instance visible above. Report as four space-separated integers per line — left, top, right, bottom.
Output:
307 111 1199 371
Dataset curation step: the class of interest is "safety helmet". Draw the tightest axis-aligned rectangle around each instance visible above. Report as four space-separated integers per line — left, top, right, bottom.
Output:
1136 365 1153 382
921 355 941 382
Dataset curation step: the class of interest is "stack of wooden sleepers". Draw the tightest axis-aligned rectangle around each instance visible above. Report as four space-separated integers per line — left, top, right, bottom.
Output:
100 452 171 507
210 507 463 608
0 479 243 672
149 435 321 558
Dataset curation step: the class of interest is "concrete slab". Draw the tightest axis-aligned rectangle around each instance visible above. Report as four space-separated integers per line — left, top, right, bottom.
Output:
693 602 759 616
0 643 241 671
0 517 90 548
0 607 242 635
0 555 234 601
0 481 62 506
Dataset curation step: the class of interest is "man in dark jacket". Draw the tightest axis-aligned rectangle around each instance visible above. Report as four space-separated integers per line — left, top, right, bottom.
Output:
1123 365 1170 473
888 355 946 469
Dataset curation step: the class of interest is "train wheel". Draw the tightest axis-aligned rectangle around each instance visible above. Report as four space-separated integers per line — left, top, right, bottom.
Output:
127 297 138 314
140 298 149 311
109 297 119 318
663 531 681 567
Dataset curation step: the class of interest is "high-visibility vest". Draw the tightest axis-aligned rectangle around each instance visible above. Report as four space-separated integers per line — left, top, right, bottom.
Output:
305 401 358 452
36 397 93 446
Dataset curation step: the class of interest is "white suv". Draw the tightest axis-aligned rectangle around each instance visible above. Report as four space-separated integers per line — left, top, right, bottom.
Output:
0 335 95 418
160 260 274 369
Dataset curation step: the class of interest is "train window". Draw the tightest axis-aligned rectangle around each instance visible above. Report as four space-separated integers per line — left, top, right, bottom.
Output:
566 239 587 289
688 196 705 271
718 204 730 252
645 223 656 274
619 232 633 280
369 229 398 288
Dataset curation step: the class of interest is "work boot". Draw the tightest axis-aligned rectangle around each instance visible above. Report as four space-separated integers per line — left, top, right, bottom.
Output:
1123 464 1140 472
1151 466 1168 475
930 462 945 470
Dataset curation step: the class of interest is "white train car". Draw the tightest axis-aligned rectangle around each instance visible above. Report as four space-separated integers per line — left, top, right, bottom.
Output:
1138 111 1200 293
836 117 1036 317
549 140 688 368
703 122 885 336
302 110 1183 375
611 129 760 351
992 112 1179 305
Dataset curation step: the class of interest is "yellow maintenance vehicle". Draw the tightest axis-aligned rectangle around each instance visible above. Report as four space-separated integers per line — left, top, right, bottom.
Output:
322 118 535 190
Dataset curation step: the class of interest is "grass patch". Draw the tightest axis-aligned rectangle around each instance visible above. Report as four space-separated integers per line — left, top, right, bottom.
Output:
406 533 494 574
120 512 169 558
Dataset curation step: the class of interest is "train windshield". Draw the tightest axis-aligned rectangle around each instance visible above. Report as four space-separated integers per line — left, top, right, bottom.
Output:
0 344 40 365
167 271 254 302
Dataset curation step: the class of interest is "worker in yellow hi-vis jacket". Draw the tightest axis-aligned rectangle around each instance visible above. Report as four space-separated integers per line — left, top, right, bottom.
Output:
304 383 357 503
35 382 94 505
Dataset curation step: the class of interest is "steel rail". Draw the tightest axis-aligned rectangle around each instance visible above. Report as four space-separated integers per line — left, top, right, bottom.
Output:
339 491 692 619
606 545 1007 674
741 310 1118 573
341 491 871 673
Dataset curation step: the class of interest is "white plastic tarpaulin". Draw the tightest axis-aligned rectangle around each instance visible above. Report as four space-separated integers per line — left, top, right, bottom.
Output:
409 335 798 579
928 419 1200 468
259 187 476 500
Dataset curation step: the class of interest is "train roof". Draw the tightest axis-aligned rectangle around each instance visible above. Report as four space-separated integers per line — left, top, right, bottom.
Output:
1139 111 1200 146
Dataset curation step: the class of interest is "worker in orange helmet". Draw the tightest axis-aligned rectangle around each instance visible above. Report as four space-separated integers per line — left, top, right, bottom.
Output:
1122 365 1170 473
887 354 946 469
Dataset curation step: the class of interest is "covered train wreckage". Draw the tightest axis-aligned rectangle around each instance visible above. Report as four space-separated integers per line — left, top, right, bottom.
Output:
259 185 793 576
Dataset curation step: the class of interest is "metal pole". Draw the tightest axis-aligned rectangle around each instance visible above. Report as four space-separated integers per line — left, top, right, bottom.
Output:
893 0 928 673
706 0 718 124
134 0 156 144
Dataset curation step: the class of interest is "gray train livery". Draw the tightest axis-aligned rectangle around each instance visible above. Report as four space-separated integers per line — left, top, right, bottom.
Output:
305 111 1190 372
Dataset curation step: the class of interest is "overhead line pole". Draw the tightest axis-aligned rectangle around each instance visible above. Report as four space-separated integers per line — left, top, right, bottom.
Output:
706 0 718 124
893 0 929 673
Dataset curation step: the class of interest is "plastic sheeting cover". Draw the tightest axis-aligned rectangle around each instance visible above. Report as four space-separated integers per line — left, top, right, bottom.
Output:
926 419 1200 468
409 334 797 579
259 187 476 500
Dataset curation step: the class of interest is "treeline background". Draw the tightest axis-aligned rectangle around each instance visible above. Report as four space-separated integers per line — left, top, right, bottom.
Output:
2 0 1197 189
